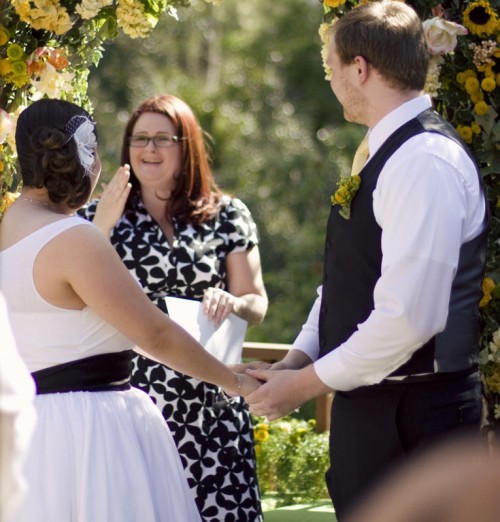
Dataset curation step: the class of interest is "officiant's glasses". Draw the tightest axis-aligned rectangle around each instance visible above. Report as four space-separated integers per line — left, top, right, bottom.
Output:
129 134 186 148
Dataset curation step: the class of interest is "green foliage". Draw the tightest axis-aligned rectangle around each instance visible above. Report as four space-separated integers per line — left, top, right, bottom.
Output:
253 416 330 505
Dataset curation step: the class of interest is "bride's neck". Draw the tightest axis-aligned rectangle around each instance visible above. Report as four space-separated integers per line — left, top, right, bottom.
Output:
17 189 72 215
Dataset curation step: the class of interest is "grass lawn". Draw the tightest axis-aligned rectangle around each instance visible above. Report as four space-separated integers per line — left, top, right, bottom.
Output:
262 496 337 522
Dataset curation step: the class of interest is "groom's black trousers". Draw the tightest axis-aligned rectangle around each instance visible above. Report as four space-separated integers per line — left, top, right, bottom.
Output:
325 370 482 521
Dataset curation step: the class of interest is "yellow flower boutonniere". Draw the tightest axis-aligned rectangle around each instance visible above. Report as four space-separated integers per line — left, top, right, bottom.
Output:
331 175 361 219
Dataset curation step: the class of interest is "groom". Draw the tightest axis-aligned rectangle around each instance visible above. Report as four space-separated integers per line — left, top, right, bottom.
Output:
245 1 488 520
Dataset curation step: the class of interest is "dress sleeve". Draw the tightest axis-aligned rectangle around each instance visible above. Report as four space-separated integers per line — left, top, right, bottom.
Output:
218 197 259 254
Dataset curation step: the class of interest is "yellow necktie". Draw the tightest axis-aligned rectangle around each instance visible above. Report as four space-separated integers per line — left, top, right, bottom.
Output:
350 135 370 177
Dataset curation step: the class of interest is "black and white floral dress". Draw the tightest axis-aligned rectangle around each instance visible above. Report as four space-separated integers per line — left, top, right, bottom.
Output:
82 195 263 522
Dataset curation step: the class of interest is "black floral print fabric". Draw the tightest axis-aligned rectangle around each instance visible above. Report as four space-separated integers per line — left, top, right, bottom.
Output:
81 195 263 522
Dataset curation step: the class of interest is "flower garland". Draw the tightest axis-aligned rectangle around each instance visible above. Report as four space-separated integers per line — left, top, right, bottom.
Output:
321 0 500 431
0 0 218 198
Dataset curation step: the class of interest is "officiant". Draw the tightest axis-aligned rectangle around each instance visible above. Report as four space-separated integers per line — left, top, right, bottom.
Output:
244 2 488 520
80 93 268 522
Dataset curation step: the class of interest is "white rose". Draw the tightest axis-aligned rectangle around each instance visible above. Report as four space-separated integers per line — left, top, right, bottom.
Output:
422 17 468 56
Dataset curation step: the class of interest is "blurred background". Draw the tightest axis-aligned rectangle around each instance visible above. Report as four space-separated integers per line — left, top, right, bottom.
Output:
87 0 364 344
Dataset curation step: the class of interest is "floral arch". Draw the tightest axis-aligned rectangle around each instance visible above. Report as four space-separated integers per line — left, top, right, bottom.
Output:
1 0 499 430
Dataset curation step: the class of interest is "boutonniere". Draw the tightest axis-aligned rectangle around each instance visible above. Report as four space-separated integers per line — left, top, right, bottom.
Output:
331 175 361 220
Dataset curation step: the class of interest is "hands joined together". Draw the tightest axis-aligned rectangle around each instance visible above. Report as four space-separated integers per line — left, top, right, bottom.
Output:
95 168 317 422
228 350 321 422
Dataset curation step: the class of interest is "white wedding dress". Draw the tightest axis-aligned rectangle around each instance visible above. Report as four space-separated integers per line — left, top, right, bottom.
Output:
0 218 201 522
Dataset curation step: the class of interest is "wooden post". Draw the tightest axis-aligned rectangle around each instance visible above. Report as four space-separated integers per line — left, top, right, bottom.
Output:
315 393 333 433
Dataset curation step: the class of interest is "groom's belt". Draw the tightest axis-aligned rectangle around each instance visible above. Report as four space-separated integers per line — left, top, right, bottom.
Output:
31 350 134 395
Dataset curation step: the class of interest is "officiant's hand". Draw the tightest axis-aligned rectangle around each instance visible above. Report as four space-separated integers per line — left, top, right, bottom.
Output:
245 365 331 421
92 165 131 237
203 288 241 326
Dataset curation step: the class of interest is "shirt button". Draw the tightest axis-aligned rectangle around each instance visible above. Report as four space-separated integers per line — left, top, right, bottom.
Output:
320 339 326 347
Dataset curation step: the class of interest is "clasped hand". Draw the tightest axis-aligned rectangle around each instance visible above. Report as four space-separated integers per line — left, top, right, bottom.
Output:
229 360 307 421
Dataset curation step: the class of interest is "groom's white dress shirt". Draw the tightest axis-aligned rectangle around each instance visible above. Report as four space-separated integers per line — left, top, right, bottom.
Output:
293 95 486 391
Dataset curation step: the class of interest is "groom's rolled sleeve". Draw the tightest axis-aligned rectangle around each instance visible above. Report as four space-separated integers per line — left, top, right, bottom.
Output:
291 286 322 362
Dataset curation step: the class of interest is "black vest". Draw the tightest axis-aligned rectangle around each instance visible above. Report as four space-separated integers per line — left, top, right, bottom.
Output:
318 109 488 377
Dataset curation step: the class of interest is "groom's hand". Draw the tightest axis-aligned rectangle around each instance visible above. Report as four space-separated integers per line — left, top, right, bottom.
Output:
244 368 305 420
228 361 272 374
245 365 331 421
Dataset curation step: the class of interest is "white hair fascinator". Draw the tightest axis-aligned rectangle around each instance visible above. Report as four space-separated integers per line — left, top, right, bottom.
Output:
65 115 97 177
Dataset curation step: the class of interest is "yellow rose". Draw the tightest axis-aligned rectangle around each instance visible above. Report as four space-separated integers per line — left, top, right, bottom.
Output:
480 277 496 307
0 59 13 76
334 187 349 204
457 125 473 144
481 77 496 92
0 26 8 46
254 430 269 442
471 122 481 135
474 101 489 116
470 91 484 103
463 69 477 80
324 0 347 7
465 77 480 94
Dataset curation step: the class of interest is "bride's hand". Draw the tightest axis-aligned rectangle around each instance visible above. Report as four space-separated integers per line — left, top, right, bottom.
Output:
223 372 262 398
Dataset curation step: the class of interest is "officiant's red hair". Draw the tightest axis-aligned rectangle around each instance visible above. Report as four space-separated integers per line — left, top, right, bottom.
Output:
121 94 223 224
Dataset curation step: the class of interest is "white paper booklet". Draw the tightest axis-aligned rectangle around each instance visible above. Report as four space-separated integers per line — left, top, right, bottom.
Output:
164 296 248 364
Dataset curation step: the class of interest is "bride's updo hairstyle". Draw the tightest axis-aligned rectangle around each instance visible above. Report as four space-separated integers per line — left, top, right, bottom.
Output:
16 99 98 209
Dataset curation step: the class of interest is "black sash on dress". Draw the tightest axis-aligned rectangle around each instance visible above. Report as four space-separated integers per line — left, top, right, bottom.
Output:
32 350 134 395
